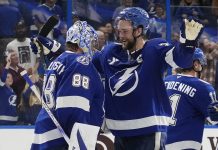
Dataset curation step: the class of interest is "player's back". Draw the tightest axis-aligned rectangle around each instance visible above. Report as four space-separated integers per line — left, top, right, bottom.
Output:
32 51 104 150
164 74 216 150
42 51 78 107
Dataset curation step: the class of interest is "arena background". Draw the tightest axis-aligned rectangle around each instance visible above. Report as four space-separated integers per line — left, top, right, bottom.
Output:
0 0 218 149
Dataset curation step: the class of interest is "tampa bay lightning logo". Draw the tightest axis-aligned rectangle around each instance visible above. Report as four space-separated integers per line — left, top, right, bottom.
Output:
8 95 17 106
76 56 90 65
109 65 139 96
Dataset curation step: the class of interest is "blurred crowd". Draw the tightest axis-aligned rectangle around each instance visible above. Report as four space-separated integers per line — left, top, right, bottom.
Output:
0 0 218 125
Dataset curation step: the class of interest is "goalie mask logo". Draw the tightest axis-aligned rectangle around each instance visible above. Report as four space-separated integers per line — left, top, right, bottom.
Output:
109 65 139 96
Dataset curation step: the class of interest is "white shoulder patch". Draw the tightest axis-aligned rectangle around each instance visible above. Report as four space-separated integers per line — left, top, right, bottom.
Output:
159 42 170 47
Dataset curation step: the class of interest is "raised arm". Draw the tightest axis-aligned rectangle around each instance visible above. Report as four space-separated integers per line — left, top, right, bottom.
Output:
0 54 11 86
164 18 204 69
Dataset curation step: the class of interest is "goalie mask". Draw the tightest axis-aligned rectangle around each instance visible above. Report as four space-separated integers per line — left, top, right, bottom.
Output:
66 21 98 56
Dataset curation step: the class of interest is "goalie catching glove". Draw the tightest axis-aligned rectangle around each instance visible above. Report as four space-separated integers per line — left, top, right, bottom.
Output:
30 35 61 55
208 102 218 121
180 18 204 48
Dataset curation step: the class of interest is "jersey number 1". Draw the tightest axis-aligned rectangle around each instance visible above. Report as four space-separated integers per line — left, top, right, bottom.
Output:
169 94 181 126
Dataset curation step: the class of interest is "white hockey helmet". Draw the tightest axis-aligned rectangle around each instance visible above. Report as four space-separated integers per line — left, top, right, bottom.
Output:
66 21 98 56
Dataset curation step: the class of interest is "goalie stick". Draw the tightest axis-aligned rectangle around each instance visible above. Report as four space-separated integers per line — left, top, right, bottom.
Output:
20 70 71 146
37 15 59 68
39 15 59 37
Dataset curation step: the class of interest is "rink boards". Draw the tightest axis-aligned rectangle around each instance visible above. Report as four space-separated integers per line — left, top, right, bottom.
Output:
0 125 217 150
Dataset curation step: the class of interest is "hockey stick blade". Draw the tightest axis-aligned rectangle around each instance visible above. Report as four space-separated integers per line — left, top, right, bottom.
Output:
39 15 59 37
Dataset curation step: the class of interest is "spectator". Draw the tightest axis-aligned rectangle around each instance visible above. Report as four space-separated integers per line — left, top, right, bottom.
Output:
32 0 64 39
0 54 18 125
98 26 113 45
136 0 165 17
55 22 67 47
154 3 166 20
0 0 22 38
112 0 133 20
5 49 26 124
21 73 42 125
175 0 208 25
148 3 166 38
171 32 180 44
96 30 106 50
164 48 218 150
200 38 218 87
72 0 102 25
6 20 39 75
105 22 115 42
212 0 218 17
0 0 22 64
14 0 39 26
72 11 80 24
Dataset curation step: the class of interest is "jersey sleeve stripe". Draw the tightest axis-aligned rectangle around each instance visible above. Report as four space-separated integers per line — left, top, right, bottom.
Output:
105 115 170 130
0 115 18 121
56 96 90 112
32 128 63 144
165 47 179 69
165 141 201 150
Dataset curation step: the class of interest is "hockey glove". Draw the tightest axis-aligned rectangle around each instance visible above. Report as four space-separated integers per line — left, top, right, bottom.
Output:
180 18 204 48
208 102 218 121
31 35 61 55
30 37 42 55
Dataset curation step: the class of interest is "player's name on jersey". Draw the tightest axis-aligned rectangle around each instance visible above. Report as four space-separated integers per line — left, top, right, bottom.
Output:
47 61 65 75
165 81 196 97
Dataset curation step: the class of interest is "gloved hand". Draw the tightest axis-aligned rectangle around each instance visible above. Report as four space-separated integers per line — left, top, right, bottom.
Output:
30 35 61 55
208 102 218 121
180 18 204 48
30 37 41 55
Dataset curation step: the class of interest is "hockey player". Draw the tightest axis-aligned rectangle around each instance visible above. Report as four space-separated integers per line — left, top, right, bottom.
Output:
0 53 18 125
30 21 104 150
164 48 218 150
30 7 204 150
91 7 204 150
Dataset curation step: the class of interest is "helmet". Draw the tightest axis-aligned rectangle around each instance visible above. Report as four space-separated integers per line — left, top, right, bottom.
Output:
193 48 207 66
66 21 98 56
114 7 150 34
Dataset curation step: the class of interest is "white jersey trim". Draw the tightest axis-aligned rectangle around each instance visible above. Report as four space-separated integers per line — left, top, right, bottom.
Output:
165 46 179 69
56 96 90 112
33 128 63 144
0 79 5 86
105 116 170 130
0 115 18 121
166 141 201 150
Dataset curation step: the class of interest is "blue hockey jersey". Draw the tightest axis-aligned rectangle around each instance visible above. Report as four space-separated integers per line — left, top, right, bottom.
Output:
0 68 17 125
31 51 104 150
92 38 195 137
164 74 216 150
